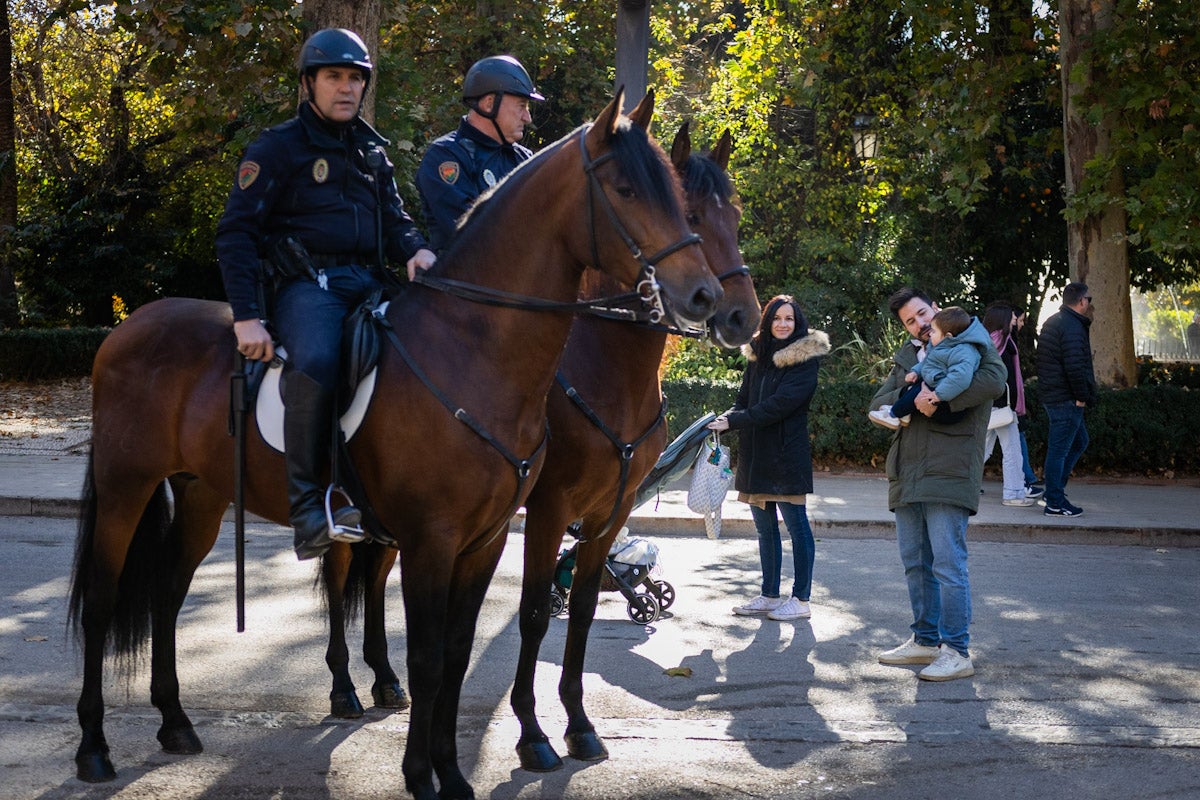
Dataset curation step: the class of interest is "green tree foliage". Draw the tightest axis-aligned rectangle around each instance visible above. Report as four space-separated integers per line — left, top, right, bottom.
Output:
1063 0 1200 288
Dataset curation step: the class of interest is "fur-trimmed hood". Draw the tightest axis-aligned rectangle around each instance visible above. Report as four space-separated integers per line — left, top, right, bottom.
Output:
741 329 831 368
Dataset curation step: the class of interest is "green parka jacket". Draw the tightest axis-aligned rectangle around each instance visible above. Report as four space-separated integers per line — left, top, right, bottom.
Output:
869 339 1006 514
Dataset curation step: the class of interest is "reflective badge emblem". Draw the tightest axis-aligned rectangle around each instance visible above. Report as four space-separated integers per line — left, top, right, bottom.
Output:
312 158 330 183
237 161 260 190
438 161 460 184
483 168 497 187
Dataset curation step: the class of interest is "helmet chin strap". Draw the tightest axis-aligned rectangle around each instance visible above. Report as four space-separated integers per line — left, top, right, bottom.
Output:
471 92 510 145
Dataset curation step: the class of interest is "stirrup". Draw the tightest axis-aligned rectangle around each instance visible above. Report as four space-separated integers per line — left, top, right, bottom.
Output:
324 484 366 544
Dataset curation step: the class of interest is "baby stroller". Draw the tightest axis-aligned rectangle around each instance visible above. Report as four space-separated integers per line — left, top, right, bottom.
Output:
550 412 717 624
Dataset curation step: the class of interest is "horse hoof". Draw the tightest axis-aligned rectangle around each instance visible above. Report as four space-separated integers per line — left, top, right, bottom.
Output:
517 739 563 772
564 731 609 762
75 751 116 783
372 682 410 710
157 725 203 754
330 691 366 719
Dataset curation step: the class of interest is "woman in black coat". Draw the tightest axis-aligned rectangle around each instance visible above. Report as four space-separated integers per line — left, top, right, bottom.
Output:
708 295 830 621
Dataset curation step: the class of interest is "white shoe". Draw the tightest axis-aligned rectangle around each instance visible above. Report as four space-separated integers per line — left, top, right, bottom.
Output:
767 597 811 620
1001 496 1036 507
878 635 940 665
732 595 787 616
868 407 901 430
918 644 975 681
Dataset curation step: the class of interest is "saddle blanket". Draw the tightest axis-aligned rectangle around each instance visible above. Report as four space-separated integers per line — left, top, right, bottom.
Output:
256 345 378 454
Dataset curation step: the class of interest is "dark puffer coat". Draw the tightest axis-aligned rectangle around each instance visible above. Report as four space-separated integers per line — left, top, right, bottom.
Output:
1036 305 1097 407
724 330 830 496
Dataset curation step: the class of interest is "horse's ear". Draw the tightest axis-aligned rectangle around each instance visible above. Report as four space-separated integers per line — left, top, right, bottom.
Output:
670 121 691 172
627 88 656 131
711 129 733 171
589 88 626 150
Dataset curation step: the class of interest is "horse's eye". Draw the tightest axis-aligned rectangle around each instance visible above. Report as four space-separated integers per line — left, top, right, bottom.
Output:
686 212 701 227
615 186 636 199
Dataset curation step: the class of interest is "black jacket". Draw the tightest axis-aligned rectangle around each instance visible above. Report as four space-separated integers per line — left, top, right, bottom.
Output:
1036 305 1097 406
216 103 428 322
416 119 533 253
725 330 830 496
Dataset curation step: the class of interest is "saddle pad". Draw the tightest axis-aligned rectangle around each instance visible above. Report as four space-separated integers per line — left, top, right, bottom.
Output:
256 345 379 454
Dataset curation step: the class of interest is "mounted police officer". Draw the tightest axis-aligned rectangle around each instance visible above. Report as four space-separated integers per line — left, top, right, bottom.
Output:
216 28 436 561
416 54 545 253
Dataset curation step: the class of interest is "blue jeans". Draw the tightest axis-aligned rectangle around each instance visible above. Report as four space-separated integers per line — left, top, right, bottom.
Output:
273 266 382 390
748 502 815 600
1018 427 1038 485
894 502 971 657
1042 401 1088 508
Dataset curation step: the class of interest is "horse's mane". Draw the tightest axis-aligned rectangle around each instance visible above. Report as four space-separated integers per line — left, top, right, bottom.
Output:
680 152 736 207
442 117 681 267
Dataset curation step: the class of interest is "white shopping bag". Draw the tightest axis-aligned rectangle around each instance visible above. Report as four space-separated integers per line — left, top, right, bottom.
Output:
686 433 734 539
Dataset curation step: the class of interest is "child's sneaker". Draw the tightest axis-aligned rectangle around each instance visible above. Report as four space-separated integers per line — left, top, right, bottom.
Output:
868 406 907 430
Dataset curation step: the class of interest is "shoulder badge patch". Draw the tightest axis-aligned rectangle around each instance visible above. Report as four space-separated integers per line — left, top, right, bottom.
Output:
237 161 260 190
312 158 330 184
438 161 460 184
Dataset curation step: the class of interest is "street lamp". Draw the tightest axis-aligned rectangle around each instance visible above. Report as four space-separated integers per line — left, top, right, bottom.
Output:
851 113 879 163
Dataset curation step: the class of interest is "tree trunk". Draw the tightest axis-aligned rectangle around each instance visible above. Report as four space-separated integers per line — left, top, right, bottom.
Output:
302 0 382 124
1059 0 1136 387
0 0 19 328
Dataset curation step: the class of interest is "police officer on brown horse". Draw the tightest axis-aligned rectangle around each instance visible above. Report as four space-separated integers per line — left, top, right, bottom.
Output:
417 54 544 253
216 28 437 560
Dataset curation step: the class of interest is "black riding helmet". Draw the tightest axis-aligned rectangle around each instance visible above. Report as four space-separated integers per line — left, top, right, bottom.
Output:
463 55 544 109
298 28 374 97
462 55 544 144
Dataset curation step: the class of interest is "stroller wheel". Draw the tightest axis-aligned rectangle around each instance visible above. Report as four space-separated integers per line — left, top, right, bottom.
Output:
652 580 676 611
549 589 567 617
627 594 660 625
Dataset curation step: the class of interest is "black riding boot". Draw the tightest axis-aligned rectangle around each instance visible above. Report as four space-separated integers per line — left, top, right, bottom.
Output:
284 371 362 560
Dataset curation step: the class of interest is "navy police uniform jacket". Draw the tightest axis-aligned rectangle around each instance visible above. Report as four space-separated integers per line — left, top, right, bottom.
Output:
216 102 429 322
416 118 533 253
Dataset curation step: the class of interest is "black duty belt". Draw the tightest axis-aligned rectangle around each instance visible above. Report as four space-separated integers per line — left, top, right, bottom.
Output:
310 253 370 269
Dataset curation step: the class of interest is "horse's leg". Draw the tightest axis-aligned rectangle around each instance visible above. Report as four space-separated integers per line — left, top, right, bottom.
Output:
399 543 454 800
429 538 509 800
150 475 226 754
323 542 365 718
558 513 627 763
73 472 165 782
511 503 574 771
361 543 407 709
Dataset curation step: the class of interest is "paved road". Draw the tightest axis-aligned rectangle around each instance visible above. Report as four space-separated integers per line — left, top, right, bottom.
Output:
2 515 1199 799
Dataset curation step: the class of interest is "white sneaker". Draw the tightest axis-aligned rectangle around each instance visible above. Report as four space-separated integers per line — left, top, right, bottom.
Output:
868 407 902 430
878 635 940 665
1001 496 1036 507
767 597 811 620
918 644 975 681
732 595 787 616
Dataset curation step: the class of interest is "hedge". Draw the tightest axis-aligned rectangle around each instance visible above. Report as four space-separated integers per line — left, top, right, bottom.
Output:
2 326 1196 477
0 327 109 380
662 375 1200 478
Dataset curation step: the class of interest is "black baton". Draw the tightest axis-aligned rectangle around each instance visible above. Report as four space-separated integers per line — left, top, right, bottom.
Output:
231 353 248 632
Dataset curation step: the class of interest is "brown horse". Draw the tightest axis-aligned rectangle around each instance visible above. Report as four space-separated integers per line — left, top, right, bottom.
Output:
67 91 719 800
317 124 758 771
510 124 758 770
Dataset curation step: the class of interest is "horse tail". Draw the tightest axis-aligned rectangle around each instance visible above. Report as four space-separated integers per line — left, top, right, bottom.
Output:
69 450 174 663
317 542 369 625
